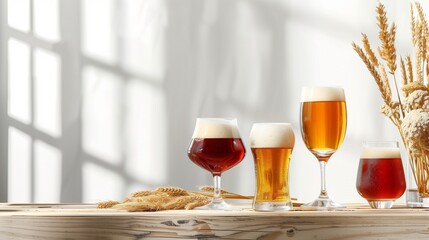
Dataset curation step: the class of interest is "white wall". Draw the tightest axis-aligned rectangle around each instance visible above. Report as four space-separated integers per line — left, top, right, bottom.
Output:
0 0 422 204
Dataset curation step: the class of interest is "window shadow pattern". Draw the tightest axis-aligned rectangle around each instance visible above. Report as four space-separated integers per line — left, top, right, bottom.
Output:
0 0 393 203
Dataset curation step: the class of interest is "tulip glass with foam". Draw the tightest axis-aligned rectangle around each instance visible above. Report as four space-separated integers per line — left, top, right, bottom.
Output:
187 118 246 210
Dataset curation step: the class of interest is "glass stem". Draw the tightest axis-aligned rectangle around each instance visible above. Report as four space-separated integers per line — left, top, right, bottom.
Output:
319 161 328 199
213 175 223 203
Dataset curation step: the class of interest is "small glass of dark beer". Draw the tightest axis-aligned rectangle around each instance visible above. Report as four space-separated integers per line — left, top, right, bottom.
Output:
356 141 406 209
187 118 246 210
250 123 295 211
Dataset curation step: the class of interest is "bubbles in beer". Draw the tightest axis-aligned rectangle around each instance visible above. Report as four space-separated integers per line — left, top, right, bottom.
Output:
360 147 401 159
250 123 295 148
301 87 345 102
192 118 240 138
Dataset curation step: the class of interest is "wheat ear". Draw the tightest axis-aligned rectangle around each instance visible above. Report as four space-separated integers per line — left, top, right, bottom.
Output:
416 2 429 34
97 200 120 209
416 24 424 84
199 186 252 199
407 56 414 83
362 33 379 67
400 58 408 85
155 187 189 196
377 3 396 74
352 43 392 106
130 190 154 198
412 4 418 46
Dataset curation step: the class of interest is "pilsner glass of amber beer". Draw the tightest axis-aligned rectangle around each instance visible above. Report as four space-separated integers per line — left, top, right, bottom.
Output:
356 141 406 209
187 118 246 210
300 87 347 209
250 123 295 211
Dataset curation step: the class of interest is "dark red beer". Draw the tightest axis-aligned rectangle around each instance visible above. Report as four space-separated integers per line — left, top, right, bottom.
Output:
356 158 406 200
188 138 245 176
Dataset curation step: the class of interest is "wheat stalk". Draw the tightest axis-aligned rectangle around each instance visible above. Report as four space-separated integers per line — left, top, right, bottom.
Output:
380 64 392 98
362 33 379 67
199 186 253 199
377 3 396 74
401 58 408 85
130 190 154 198
416 23 424 84
97 200 120 209
352 43 392 106
164 195 208 210
416 2 428 34
412 4 418 46
400 58 409 97
185 199 211 210
155 187 189 196
407 56 414 83
354 1 429 197
114 202 165 212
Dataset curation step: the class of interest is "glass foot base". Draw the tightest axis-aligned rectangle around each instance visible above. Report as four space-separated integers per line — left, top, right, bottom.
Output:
194 200 241 211
300 198 345 210
253 201 292 211
368 200 393 209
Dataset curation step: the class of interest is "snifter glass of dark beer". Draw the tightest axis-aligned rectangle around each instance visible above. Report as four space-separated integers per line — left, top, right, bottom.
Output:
250 123 295 211
187 118 246 210
300 87 347 209
356 141 406 209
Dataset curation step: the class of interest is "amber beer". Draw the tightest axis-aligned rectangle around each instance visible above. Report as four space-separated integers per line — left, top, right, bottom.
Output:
300 88 347 161
250 123 295 211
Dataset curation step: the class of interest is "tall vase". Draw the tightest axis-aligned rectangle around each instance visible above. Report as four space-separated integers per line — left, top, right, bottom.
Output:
406 153 429 207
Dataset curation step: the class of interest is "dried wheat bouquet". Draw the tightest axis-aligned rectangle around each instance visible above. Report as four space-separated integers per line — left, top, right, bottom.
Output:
352 2 429 195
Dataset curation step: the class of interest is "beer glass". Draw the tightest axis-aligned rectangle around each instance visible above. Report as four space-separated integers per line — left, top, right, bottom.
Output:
250 123 295 211
356 141 406 209
187 118 246 210
300 87 347 209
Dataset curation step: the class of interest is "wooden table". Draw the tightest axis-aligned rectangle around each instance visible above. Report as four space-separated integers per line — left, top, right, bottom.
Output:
0 204 429 239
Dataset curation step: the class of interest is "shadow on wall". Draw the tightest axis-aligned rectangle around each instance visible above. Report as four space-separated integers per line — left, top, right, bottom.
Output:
5 0 380 203
77 0 293 201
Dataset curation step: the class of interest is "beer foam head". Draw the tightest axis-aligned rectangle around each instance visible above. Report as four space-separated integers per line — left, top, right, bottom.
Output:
192 118 241 138
360 147 401 159
250 123 295 148
301 87 345 102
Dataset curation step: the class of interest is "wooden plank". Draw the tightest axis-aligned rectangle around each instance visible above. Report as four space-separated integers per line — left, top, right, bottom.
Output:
0 206 428 239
